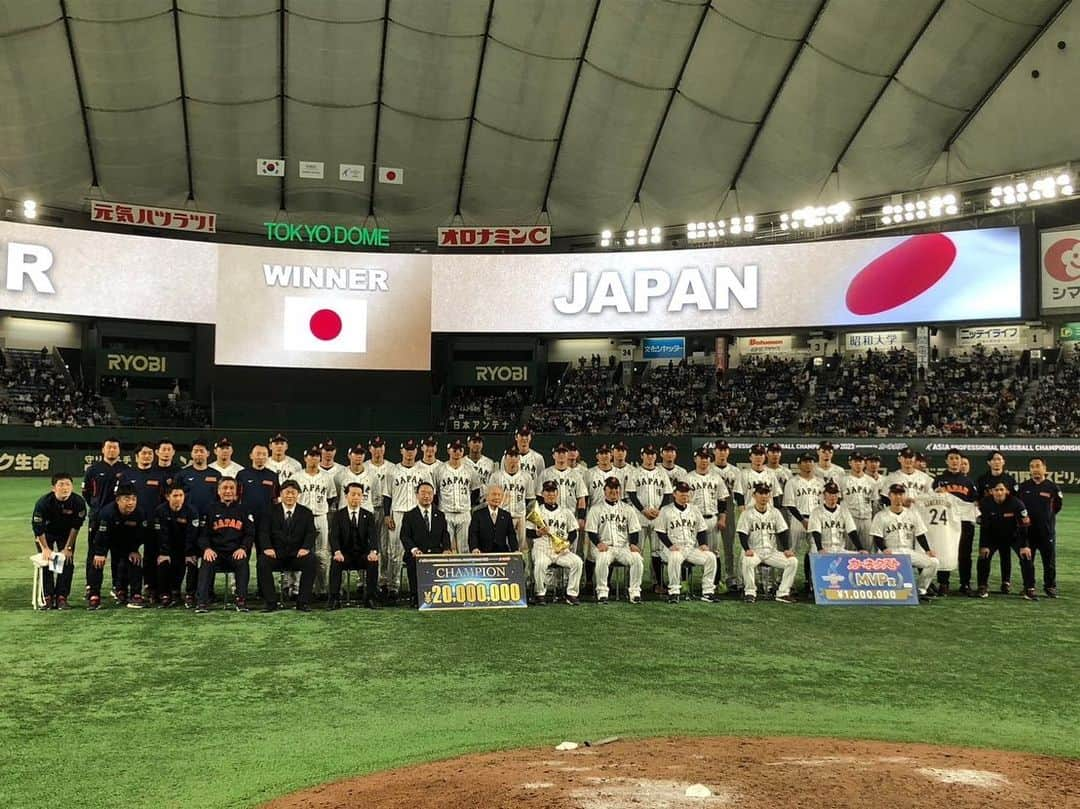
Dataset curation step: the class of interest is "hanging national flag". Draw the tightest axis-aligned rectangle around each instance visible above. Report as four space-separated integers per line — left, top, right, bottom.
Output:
378 166 404 184
283 297 367 353
257 159 285 176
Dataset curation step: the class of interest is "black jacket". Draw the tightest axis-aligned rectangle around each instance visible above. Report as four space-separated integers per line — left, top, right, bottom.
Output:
328 506 376 556
154 502 201 557
263 503 316 558
92 501 150 556
400 505 451 555
468 507 518 553
977 495 1030 548
200 500 256 554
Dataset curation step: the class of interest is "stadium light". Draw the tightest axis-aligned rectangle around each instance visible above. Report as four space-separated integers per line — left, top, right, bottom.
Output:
600 229 612 247
987 171 1073 209
880 192 959 224
22 199 36 219
786 201 850 229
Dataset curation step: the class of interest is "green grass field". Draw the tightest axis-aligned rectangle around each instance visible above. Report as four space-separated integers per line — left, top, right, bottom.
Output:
2 477 1077 808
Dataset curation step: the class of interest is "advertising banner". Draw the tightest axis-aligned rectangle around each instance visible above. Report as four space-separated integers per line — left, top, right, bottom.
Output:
1040 227 1080 310
97 351 192 378
844 330 908 350
90 201 217 233
956 325 1021 348
416 553 528 611
451 361 532 386
810 553 920 606
431 228 1023 333
642 336 685 360
437 226 550 248
738 335 793 355
1058 322 1080 342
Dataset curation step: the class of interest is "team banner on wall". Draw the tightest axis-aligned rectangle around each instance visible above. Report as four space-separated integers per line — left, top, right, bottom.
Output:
417 554 528 611
431 228 1023 333
810 553 920 606
642 337 685 359
1040 227 1080 310
955 325 1021 348
90 201 217 233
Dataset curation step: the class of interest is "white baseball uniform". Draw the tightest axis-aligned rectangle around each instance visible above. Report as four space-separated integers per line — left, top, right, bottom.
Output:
733 466 784 504
435 461 480 554
366 459 395 587
916 492 962 572
870 506 939 593
335 466 376 513
713 463 739 581
266 455 302 484
842 472 877 550
587 465 622 505
660 463 687 486
464 454 496 491
527 503 583 598
656 502 716 595
783 474 825 556
684 468 731 571
539 465 589 512
209 460 244 478
878 469 935 504
508 449 545 498
813 463 846 491
586 500 643 600
736 504 797 597
627 465 674 559
807 504 859 552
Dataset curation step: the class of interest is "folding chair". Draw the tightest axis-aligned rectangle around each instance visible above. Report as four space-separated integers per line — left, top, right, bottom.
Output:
608 561 629 602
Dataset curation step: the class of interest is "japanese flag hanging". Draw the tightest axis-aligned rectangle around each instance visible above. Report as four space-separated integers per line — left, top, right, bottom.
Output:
378 166 404 184
283 297 367 353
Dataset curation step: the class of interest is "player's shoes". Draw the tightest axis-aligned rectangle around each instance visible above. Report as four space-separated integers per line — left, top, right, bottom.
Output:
596 596 608 605
936 584 949 597
977 586 989 599
1022 589 1039 602
704 593 723 603
387 590 399 604
630 596 643 604
529 596 545 606
958 584 973 597
87 595 101 611
774 594 797 604
56 596 69 611
743 593 757 604
183 594 196 609
233 598 250 613
653 584 667 595
195 604 210 614
327 597 342 610
564 595 580 606
126 595 146 609
1044 587 1058 599
667 594 679 604
158 593 172 608
296 604 312 613
1000 581 1012 595
918 593 934 604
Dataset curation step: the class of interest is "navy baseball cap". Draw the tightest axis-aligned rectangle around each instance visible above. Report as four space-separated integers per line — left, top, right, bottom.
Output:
368 436 385 448
467 433 484 443
898 447 916 458
823 481 840 494
640 444 658 456
552 442 569 453
420 435 438 447
662 442 678 452
304 446 321 458
515 425 533 436
752 482 773 495
214 437 232 449
115 483 137 497
866 453 881 462
767 442 783 452
447 439 466 452
613 440 629 451
818 440 834 450
401 439 419 451
674 481 691 493
320 439 336 451
714 440 730 450
595 444 612 455
694 448 711 459
269 433 288 444
798 452 815 463
348 444 367 456
504 446 520 457
888 483 907 494
541 480 558 492
749 443 767 455
849 451 865 461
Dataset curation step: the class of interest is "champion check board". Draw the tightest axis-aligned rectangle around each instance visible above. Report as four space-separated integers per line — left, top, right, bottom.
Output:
417 553 528 611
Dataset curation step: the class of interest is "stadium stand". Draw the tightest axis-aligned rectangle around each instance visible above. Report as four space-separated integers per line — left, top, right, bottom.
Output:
610 361 710 434
1013 357 1080 437
704 356 808 435
444 386 525 433
0 348 114 427
800 348 916 437
529 360 615 434
908 347 1027 436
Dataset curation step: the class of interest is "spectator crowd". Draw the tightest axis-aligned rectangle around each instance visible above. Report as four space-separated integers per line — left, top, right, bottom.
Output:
703 356 808 435
610 360 709 434
910 347 1025 436
800 348 915 437
444 386 524 433
529 360 615 433
0 348 114 427
1013 357 1080 437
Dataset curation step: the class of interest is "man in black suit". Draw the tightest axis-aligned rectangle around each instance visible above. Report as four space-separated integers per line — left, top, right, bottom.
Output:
328 483 380 609
468 484 519 554
256 480 316 612
400 481 451 607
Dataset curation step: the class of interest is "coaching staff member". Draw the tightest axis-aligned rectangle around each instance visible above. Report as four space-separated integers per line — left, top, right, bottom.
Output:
196 478 255 613
468 485 518 554
977 481 1035 600
1018 457 1063 598
32 472 87 610
257 480 316 612
400 481 451 607
328 482 379 609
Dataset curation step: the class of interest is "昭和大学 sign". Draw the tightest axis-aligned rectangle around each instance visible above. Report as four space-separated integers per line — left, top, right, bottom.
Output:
263 222 390 248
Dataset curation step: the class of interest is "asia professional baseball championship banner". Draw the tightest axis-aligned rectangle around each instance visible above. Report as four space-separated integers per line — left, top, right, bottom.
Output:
431 228 1023 333
416 553 528 611
1040 227 1080 310
810 553 920 606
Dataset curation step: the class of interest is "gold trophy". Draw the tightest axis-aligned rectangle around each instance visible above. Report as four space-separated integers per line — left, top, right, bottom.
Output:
526 504 571 554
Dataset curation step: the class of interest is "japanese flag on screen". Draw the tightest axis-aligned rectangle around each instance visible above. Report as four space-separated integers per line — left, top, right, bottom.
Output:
283 297 367 353
378 166 404 184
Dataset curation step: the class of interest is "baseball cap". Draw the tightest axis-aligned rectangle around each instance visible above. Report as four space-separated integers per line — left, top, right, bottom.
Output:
865 453 881 462
280 479 300 492
566 441 579 452
694 448 711 460
115 483 137 498
320 439 336 451
613 440 629 451
749 443 766 455
603 476 622 489
595 444 612 455
368 436 386 448
673 481 691 493
304 446 321 458
661 442 678 452
541 480 558 492
752 482 773 495
823 481 840 494
348 444 367 456
515 425 533 437
849 451 865 461
447 439 465 452
269 432 288 444
504 446 520 457
214 437 232 449
818 440 834 450
898 447 916 458
767 442 783 452
798 452 815 463
467 433 484 443
714 440 730 450
640 444 658 456
915 452 928 463
400 438 419 451
420 435 438 447
888 483 907 494
552 442 569 453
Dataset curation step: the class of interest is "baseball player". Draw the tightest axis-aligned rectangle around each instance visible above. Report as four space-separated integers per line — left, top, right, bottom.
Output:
628 444 674 594
366 436 395 593
155 438 182 487
539 443 588 521
737 482 798 604
209 437 244 478
382 439 433 601
931 448 978 595
285 447 337 596
659 442 687 486
976 481 1035 599
586 477 644 604
418 435 444 480
765 443 791 492
81 437 130 594
1018 457 1063 598
871 483 939 601
508 426 545 488
87 483 150 610
566 441 589 479
711 440 739 589
878 447 935 507
915 452 930 474
319 439 345 479
685 448 730 588
782 452 825 591
486 447 535 552
588 445 619 504
336 443 377 512
842 452 878 551
808 482 862 554
527 480 583 606
464 433 496 490
733 444 783 512
655 481 718 603
153 484 200 609
436 439 481 554
813 440 846 490
175 439 221 521
127 441 168 602
266 432 302 483
974 451 1023 586
611 441 633 495
865 453 883 488
31 472 87 610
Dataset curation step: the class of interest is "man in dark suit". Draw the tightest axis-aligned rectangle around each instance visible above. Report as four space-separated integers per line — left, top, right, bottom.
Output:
328 483 380 609
400 481 451 607
256 480 316 612
468 484 519 554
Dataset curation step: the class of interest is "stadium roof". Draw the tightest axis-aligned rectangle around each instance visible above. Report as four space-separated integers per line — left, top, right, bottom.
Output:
0 0 1076 240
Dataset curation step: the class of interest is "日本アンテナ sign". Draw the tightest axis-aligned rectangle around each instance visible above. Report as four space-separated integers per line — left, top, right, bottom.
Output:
263 222 390 247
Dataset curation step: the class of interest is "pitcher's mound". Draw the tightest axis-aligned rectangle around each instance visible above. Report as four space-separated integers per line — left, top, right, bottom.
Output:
262 736 1078 809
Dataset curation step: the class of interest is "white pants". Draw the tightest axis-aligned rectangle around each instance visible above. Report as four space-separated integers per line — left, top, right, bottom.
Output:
703 519 722 573
853 517 872 552
532 543 583 597
445 511 472 555
897 549 940 594
720 501 737 581
641 520 661 558
595 546 643 599
789 519 810 557
384 511 407 593
312 513 329 594
373 506 388 586
660 544 717 595
741 549 798 597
